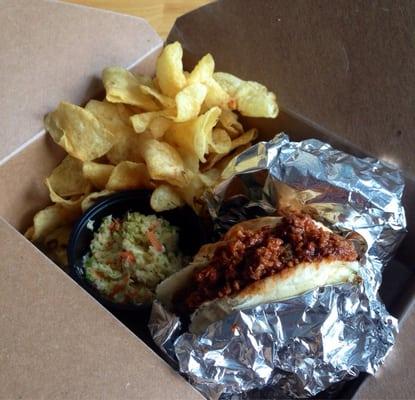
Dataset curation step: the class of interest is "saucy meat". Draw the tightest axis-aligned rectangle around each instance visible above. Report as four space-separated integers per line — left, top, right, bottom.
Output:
175 214 358 315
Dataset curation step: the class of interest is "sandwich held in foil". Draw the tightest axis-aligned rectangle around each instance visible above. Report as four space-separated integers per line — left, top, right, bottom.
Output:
157 213 363 334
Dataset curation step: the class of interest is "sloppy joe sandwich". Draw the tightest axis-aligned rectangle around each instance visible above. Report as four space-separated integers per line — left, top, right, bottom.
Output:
156 214 361 334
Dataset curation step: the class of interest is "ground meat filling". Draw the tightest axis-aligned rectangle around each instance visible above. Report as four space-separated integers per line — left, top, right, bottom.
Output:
175 214 358 315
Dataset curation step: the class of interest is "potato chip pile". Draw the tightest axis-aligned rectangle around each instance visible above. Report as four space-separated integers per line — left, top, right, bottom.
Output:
25 42 278 266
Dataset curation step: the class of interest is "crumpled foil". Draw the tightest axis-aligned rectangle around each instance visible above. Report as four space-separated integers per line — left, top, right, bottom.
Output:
148 133 406 399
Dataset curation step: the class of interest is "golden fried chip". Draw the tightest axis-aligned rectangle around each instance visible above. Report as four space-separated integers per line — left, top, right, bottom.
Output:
210 128 232 154
85 100 144 164
106 161 153 191
131 111 163 134
141 139 186 187
213 72 241 95
126 105 146 115
218 109 244 138
85 100 132 130
45 102 115 162
107 130 152 166
203 79 231 110
47 155 90 197
131 116 172 139
132 82 206 131
203 130 257 171
106 130 144 165
214 72 278 117
176 174 206 211
186 53 230 110
179 151 200 174
27 203 81 242
49 246 68 267
148 116 172 139
176 168 221 212
165 106 221 162
45 179 86 206
152 76 161 90
81 190 113 212
130 112 155 134
150 184 185 212
139 85 175 109
156 41 186 97
202 153 223 171
102 67 159 111
230 128 258 150
24 226 34 240
199 168 221 188
187 53 214 85
43 225 72 268
174 83 207 122
235 81 278 117
83 162 114 189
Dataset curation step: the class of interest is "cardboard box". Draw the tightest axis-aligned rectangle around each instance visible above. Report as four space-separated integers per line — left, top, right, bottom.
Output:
0 0 413 398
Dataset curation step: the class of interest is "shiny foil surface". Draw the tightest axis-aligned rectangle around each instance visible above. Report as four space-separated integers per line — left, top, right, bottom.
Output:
149 133 406 399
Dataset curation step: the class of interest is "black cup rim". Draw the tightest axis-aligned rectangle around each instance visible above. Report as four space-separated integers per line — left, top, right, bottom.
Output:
67 189 207 313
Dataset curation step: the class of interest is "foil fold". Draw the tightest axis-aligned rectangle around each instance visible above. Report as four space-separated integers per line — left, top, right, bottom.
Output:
149 133 406 399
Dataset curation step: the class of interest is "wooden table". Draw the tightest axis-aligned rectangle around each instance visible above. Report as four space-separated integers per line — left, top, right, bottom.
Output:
64 0 213 39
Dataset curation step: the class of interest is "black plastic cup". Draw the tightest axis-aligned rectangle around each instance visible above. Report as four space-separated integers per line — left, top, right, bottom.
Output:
67 190 208 317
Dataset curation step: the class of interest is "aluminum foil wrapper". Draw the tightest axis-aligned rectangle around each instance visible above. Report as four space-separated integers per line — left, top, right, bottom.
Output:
149 133 406 399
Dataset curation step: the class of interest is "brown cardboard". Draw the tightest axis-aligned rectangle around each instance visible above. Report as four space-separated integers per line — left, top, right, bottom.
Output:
1 0 414 399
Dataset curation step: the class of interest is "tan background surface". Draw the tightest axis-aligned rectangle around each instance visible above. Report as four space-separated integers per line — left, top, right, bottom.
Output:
64 0 214 39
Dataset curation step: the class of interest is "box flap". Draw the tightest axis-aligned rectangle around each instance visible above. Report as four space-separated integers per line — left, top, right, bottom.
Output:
168 0 415 176
0 0 162 163
0 217 202 399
